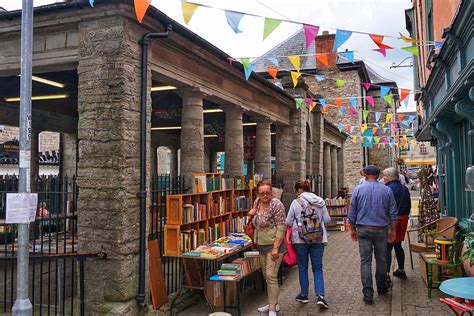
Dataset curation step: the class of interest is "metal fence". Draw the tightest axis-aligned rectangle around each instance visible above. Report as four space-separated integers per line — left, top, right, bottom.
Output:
307 174 323 197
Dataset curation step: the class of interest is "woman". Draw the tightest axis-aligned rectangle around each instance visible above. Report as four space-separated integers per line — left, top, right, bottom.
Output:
286 180 330 309
382 167 411 285
248 179 286 316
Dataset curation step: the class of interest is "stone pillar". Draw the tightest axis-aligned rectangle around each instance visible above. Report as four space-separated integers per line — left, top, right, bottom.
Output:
150 145 158 177
331 145 338 196
30 130 40 191
76 16 147 314
255 120 272 179
224 107 244 177
306 140 313 176
337 146 344 189
60 132 77 178
179 88 205 187
323 143 331 198
169 147 178 179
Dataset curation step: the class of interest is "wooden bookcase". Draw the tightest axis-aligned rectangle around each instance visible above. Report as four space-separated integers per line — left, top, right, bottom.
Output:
325 197 350 231
192 173 223 193
164 188 252 256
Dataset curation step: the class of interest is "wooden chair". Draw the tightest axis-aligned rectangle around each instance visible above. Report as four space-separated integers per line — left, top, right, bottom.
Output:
406 217 458 269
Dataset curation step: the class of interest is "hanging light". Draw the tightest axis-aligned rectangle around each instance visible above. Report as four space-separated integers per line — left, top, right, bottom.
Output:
465 165 474 191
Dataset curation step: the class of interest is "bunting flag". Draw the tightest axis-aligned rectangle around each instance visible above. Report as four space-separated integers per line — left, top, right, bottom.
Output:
346 124 352 132
363 110 369 121
383 128 388 134
303 24 320 48
374 48 387 57
295 98 303 109
306 98 313 107
263 18 282 40
372 127 378 134
397 114 403 122
350 107 356 118
391 121 397 129
359 136 364 142
366 96 375 107
291 71 301 87
335 79 346 88
381 123 386 128
402 45 419 56
380 86 390 98
385 113 393 123
339 51 354 63
398 32 417 43
361 124 367 133
225 11 244 33
400 88 410 103
89 0 94 7
402 120 410 127
408 115 416 123
384 94 394 106
135 0 151 23
319 99 326 108
267 67 278 79
333 30 353 51
182 1 198 24
316 54 329 67
374 136 381 143
288 55 301 72
349 97 357 109
362 82 371 91
335 98 343 109
369 34 393 49
387 136 391 143
315 75 325 81
366 136 373 143
350 126 356 133
352 136 358 143
227 57 234 65
374 123 379 127
435 41 444 48
243 63 254 80
403 96 410 108
309 102 316 112
337 123 344 133
268 57 279 67
339 107 345 116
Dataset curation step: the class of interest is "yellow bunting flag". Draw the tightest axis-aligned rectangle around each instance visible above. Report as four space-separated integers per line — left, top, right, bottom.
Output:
309 102 317 112
134 0 151 23
385 113 393 123
361 124 367 133
352 136 358 143
359 136 364 142
288 55 301 73
263 18 282 40
267 67 278 79
291 71 301 87
182 1 198 24
399 32 417 43
410 139 416 144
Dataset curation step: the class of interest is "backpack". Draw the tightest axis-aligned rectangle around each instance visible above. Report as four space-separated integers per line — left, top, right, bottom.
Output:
296 198 324 243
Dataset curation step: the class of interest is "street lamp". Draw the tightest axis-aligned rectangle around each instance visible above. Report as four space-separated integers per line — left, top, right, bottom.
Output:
466 165 474 191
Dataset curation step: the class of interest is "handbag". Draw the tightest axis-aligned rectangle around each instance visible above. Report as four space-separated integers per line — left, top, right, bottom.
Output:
243 214 255 239
283 226 298 266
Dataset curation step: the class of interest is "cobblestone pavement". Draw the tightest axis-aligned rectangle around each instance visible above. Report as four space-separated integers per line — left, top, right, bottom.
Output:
181 229 452 316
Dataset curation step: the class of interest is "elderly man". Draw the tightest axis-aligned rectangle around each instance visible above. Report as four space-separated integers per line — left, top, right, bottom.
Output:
348 165 398 305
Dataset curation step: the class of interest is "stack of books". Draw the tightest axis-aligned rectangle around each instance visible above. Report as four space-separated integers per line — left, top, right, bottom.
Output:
182 202 208 224
217 263 243 280
244 251 260 271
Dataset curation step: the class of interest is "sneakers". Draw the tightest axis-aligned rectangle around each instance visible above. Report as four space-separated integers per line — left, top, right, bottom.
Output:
393 269 408 279
257 303 280 313
316 295 329 309
295 294 309 303
363 297 374 305
386 275 393 288
378 287 389 295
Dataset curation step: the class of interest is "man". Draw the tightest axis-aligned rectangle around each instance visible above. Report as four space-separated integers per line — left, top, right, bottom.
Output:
348 165 398 305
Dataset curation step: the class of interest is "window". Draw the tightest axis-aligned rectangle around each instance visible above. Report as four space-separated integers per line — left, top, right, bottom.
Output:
425 0 434 46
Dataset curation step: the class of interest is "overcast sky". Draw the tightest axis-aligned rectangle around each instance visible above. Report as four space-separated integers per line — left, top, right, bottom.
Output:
0 0 417 111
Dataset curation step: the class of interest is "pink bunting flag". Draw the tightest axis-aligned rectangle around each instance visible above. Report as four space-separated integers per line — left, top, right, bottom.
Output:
307 98 313 108
226 57 234 65
374 48 387 57
303 24 320 49
350 107 356 118
366 96 375 107
362 82 371 91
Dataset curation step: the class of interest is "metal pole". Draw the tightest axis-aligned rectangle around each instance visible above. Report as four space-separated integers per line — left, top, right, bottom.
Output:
12 0 34 314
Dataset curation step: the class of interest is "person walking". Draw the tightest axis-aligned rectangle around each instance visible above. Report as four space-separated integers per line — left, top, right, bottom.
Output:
286 180 331 309
248 179 286 316
382 167 411 284
348 165 398 305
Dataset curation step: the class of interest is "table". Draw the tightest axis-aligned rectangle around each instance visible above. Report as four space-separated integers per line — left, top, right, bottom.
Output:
439 278 474 315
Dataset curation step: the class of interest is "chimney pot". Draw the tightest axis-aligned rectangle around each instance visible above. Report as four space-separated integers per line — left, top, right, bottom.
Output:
323 31 329 35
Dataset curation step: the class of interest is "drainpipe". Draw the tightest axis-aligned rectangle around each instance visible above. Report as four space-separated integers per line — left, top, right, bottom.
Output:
137 24 172 309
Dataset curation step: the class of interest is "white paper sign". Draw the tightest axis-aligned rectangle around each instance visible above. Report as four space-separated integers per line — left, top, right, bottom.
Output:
19 150 30 168
6 193 38 224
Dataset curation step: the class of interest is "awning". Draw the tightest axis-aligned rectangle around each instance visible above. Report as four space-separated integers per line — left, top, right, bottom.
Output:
404 160 436 165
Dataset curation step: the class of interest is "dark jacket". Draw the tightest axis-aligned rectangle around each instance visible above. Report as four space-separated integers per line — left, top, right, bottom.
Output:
386 180 411 216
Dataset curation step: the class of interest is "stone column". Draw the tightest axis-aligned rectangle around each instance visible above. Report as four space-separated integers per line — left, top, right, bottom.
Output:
169 147 178 179
306 140 313 175
255 120 272 179
337 146 344 189
224 106 244 177
179 88 205 187
30 130 40 191
60 132 77 178
331 145 338 196
323 143 331 198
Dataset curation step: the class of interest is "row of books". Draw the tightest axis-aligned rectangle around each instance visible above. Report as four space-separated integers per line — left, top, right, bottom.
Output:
324 197 347 207
234 196 250 212
213 250 260 280
182 202 209 224
229 216 247 233
211 196 232 216
328 207 348 216
180 229 206 253
182 233 252 259
194 174 250 193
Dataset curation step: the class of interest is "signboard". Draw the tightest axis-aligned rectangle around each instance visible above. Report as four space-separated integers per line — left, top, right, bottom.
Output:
5 193 38 224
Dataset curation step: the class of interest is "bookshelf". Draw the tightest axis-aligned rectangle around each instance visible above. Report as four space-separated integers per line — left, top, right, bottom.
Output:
192 173 223 193
164 188 252 256
325 197 350 231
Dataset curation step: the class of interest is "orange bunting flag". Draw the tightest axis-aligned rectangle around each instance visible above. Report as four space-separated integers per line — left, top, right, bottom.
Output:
182 1 199 24
134 0 151 23
267 67 278 79
291 71 301 87
335 98 343 109
346 124 352 132
359 136 364 142
397 114 404 122
316 54 329 67
309 102 316 112
372 127 378 134
400 88 410 102
288 55 301 73
399 32 417 43
369 34 393 49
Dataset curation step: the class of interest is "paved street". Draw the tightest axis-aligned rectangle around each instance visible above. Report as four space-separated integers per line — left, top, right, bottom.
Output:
181 228 452 315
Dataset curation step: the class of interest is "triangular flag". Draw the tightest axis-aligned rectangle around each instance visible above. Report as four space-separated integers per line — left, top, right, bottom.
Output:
288 55 301 72
359 136 364 142
387 136 391 143
306 98 313 107
349 97 357 109
435 41 444 48
362 82 371 91
309 102 316 112
384 94 394 106
89 0 94 7
361 124 367 133
335 98 343 109
402 45 419 56
372 127 378 134
403 96 410 108
290 71 301 87
333 30 353 51
316 54 329 67
402 120 410 127
135 0 151 23
244 63 254 80
346 124 352 132
375 112 382 122
374 48 387 57
408 115 416 123
268 57 279 67
295 98 303 109
374 123 379 127
385 113 393 123
335 79 346 87
303 24 319 48
400 89 410 102
315 75 325 81
319 99 326 108
225 11 244 34
263 18 282 40
339 51 354 63
381 123 386 128
339 107 345 116
363 110 369 121
366 96 375 107
398 32 417 43
374 136 380 143
397 114 404 122
369 34 393 49
352 136 358 143
267 67 278 79
380 86 390 98
366 136 373 143
410 139 416 144
350 107 356 118
240 58 250 69
350 126 355 133
182 1 198 25
383 128 388 134
337 123 344 133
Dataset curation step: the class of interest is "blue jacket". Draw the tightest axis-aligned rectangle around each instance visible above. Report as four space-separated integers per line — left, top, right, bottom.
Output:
386 180 411 216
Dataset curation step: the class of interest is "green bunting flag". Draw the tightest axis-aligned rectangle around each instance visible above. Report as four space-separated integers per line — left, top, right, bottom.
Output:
384 94 394 106
295 98 303 109
263 18 282 40
363 110 369 121
401 45 419 56
335 79 346 88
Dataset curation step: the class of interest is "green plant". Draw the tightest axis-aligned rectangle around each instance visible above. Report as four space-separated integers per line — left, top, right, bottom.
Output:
462 234 474 267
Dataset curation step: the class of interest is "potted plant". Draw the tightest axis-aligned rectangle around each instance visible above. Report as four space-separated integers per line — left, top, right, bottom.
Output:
461 214 474 276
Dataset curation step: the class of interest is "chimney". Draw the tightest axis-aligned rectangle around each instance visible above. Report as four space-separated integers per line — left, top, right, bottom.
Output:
316 31 337 69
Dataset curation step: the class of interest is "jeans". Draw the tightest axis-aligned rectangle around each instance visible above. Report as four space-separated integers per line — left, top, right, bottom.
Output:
294 243 325 297
357 227 388 299
387 242 405 271
259 252 284 305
